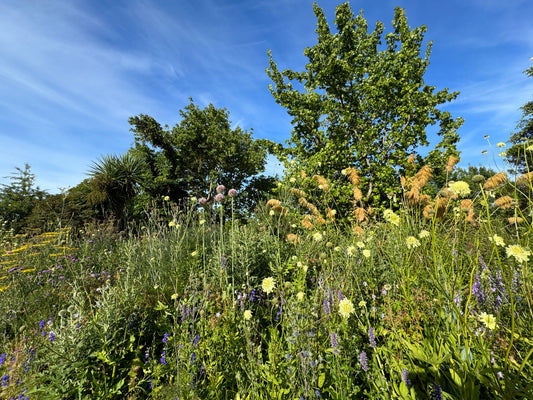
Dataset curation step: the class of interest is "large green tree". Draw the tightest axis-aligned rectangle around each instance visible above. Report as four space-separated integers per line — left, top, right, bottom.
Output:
506 64 533 174
267 2 463 212
129 99 273 205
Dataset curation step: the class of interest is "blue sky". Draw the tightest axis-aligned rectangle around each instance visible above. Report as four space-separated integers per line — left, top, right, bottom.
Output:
0 0 532 193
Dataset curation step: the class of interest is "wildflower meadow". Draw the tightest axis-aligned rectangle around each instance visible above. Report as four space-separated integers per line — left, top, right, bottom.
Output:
1 153 532 400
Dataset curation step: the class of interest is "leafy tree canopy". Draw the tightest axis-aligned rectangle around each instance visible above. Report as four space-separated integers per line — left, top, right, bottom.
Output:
267 2 463 214
506 64 533 174
129 99 273 204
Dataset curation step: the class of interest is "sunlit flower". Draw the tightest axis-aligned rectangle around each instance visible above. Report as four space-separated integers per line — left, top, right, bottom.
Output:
191 251 198 257
313 232 323 242
296 291 305 301
449 181 471 197
168 220 178 227
383 209 400 226
199 219 206 225
489 234 505 247
479 312 497 330
362 249 371 258
356 241 365 249
346 245 357 256
358 300 367 307
228 189 237 197
262 277 276 294
190 196 197 203
526 145 533 152
163 196 170 201
498 152 506 157
216 185 226 194
338 298 355 319
171 293 179 300
244 310 252 321
383 284 392 291
406 236 420 249
419 230 430 239
506 244 531 263
496 142 506 148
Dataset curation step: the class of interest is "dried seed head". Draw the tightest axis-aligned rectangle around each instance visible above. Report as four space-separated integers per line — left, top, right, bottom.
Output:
312 175 330 191
494 195 515 209
353 187 363 202
445 155 460 173
354 207 368 223
287 234 300 244
407 153 416 166
460 199 474 211
289 188 307 198
267 199 282 208
508 216 524 224
517 172 533 186
353 225 364 237
483 172 507 190
345 168 360 186
413 165 433 189
302 216 314 230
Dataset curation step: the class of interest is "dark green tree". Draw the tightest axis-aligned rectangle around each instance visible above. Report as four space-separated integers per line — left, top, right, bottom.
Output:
267 2 463 213
87 153 146 228
0 164 46 232
506 64 533 174
129 99 273 205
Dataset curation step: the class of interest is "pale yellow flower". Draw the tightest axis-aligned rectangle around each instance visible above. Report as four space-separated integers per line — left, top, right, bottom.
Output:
296 291 305 301
356 241 365 249
496 142 506 148
171 293 179 300
338 298 355 319
358 300 367 307
489 234 505 247
419 230 430 239
346 245 357 256
449 181 471 197
479 312 497 330
244 310 253 321
163 196 170 201
191 251 198 257
506 244 531 263
383 209 400 226
406 236 421 249
262 277 276 294
199 219 206 225
313 232 323 242
362 249 371 258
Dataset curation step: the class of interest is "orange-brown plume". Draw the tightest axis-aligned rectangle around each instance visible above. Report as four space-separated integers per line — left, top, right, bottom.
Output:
353 187 363 202
289 188 307 198
483 172 507 190
494 196 514 209
445 155 460 173
353 207 368 223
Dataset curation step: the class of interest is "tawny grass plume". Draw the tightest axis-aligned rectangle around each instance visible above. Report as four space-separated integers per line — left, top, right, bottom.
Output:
289 188 307 198
300 170 307 179
312 175 330 191
326 207 336 222
494 196 515 209
353 187 363 202
517 172 533 186
344 168 360 186
445 155 460 173
508 216 524 225
460 199 474 211
299 197 309 208
407 153 416 167
267 199 282 208
483 172 507 190
466 209 477 225
353 225 364 238
302 215 314 230
287 234 300 244
353 207 368 224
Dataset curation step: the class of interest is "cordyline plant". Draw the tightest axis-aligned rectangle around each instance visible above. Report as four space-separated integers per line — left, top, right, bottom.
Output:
267 2 464 217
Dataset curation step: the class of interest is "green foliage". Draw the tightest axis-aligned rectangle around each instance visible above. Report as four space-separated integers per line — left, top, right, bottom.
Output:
266 2 463 213
506 65 533 174
0 164 46 233
129 99 273 206
87 153 147 228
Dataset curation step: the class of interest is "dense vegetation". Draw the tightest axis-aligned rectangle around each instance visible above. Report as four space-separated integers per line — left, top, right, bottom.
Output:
1 2 532 399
